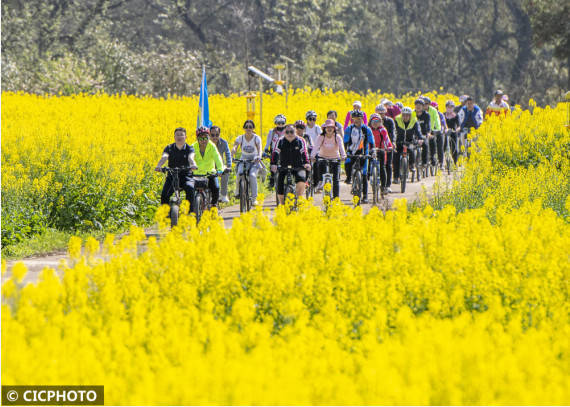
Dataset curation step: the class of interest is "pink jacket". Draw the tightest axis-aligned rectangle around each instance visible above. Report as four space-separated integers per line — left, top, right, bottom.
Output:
343 110 368 130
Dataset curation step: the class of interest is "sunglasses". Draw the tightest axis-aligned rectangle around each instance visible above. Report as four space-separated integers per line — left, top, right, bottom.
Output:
371 119 381 122
285 130 295 134
275 122 285 126
244 126 254 129
307 118 316 121
295 125 305 129
198 136 208 140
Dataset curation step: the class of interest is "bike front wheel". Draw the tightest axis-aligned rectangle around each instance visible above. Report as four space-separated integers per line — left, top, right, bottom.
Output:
193 194 203 223
400 157 408 193
170 205 179 227
239 177 250 213
371 165 379 204
352 171 363 204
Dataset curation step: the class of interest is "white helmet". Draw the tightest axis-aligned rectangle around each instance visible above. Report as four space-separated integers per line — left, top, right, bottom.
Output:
401 107 413 115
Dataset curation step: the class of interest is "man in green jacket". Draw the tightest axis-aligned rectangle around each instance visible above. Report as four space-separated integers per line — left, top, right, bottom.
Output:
192 127 225 207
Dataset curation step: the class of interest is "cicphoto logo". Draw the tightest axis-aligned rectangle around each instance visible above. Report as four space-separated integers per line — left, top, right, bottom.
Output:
2 386 103 406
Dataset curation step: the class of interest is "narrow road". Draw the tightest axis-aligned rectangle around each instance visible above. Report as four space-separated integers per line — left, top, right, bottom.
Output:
4 173 445 285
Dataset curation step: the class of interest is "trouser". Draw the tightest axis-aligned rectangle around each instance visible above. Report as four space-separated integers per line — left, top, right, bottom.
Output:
207 176 220 205
345 156 368 196
313 155 320 186
318 160 340 198
161 174 195 211
220 171 229 197
421 137 429 165
235 161 261 199
429 131 444 166
385 150 393 187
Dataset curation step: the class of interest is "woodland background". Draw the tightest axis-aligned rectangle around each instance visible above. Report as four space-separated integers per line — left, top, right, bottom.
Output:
2 0 568 105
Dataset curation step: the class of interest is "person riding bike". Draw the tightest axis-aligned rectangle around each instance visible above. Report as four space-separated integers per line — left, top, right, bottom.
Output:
444 100 461 164
458 96 483 132
344 101 368 130
375 104 396 190
369 113 394 194
394 107 424 183
413 99 431 169
311 119 346 198
430 101 447 169
231 120 264 206
305 111 321 191
270 124 312 205
209 125 232 203
155 127 198 212
294 120 313 156
485 89 510 117
421 96 442 168
344 110 375 203
265 114 287 188
192 126 225 208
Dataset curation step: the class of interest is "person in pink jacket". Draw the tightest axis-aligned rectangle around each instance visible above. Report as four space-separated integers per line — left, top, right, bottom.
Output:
312 119 347 198
343 100 368 130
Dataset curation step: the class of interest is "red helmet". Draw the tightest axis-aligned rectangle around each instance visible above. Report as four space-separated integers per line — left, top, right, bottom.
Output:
196 126 210 136
294 120 306 129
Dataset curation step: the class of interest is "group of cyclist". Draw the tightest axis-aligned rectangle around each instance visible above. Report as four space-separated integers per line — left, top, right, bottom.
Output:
155 90 509 210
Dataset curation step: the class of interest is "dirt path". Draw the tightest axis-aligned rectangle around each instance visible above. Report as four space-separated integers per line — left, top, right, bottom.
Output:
4 173 444 284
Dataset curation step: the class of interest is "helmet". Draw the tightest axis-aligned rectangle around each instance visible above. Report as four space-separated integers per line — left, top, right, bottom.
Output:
395 102 403 109
196 126 210 136
305 110 317 120
414 98 425 105
402 107 413 115
445 100 455 108
294 119 306 128
274 114 286 125
351 110 364 118
375 104 387 113
369 113 382 122
459 95 469 103
422 96 431 104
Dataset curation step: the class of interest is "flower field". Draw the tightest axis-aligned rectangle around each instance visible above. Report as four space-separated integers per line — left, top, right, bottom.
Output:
2 91 570 405
1 89 457 246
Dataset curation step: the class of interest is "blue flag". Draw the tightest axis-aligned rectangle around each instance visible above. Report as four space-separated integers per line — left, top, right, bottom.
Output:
197 66 212 129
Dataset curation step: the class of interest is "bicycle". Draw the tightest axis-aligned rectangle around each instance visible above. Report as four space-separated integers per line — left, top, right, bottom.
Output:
277 165 305 209
193 172 219 223
233 158 265 213
305 165 314 199
160 166 192 227
347 154 371 205
370 148 388 204
317 158 340 203
398 143 418 193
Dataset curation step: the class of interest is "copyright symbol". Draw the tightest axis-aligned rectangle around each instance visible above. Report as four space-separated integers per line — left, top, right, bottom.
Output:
7 390 18 402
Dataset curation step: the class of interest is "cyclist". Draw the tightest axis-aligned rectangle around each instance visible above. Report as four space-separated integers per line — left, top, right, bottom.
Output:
311 119 346 198
209 125 232 203
375 104 396 190
344 100 368 130
270 124 312 205
369 113 393 194
421 96 442 168
192 126 225 208
413 98 431 169
231 120 264 206
305 111 321 190
431 101 447 169
294 120 313 156
264 114 287 188
327 110 344 137
444 100 461 164
344 110 375 203
393 107 424 183
454 95 468 114
155 127 198 211
485 90 510 117
458 96 483 132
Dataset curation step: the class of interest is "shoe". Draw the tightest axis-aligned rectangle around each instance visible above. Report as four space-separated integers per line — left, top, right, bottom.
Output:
361 198 369 204
252 200 259 206
315 181 324 192
386 187 392 193
393 177 399 184
344 178 351 184
220 195 229 203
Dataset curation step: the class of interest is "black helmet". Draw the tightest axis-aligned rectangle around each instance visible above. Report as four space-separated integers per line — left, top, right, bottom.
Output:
351 110 364 118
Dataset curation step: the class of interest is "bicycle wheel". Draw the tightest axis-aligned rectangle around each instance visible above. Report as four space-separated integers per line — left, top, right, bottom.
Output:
193 194 203 223
371 165 379 204
239 177 249 213
400 157 407 193
352 170 362 204
170 205 179 227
